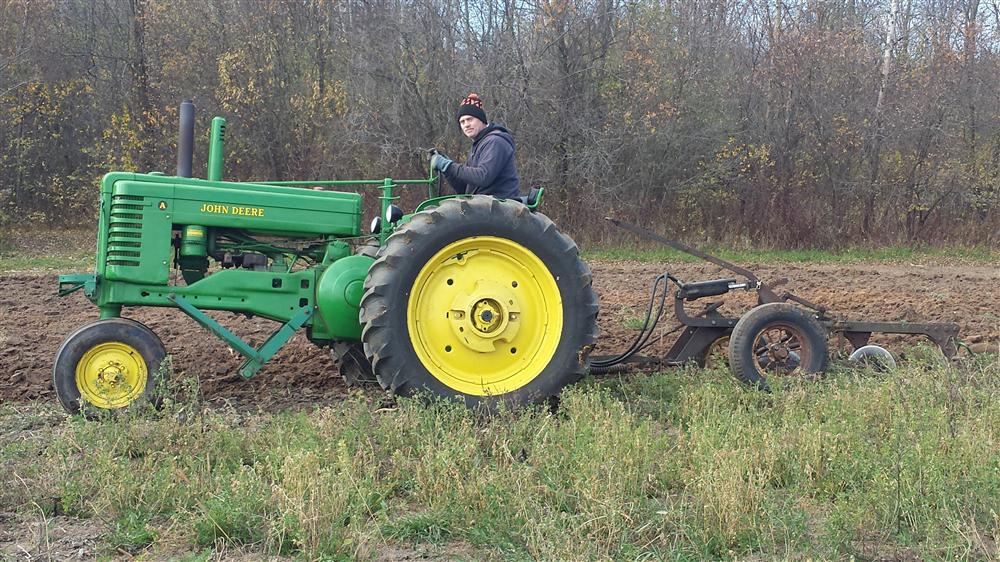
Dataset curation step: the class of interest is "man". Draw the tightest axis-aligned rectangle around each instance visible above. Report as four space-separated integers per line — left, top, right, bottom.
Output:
430 93 520 199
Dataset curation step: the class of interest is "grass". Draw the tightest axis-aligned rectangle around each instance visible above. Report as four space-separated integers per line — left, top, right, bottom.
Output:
2 227 998 274
2 350 998 560
0 228 95 272
0 252 95 271
11 244 995 272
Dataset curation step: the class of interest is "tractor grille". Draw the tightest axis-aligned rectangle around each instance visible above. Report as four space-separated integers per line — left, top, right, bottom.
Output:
106 194 145 267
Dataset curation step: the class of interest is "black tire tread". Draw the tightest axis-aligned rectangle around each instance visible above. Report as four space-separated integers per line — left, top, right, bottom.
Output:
52 317 168 416
728 302 828 389
359 196 598 409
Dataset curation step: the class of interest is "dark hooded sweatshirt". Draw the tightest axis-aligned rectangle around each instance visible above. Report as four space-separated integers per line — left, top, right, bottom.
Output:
442 124 520 199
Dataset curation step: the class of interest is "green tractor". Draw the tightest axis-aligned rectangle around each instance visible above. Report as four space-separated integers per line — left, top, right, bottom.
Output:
54 101 599 415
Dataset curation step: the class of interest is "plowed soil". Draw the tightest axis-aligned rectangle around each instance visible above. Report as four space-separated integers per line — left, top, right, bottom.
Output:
1 259 997 409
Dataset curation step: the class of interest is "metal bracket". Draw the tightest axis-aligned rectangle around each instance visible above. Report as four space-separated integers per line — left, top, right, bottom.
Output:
664 325 730 366
823 319 961 358
57 273 97 298
168 293 313 379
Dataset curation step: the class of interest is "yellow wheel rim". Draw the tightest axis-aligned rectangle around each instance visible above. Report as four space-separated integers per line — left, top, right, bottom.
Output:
407 236 563 396
75 342 147 409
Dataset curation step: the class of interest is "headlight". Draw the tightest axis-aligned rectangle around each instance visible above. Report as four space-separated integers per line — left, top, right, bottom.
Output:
370 216 382 234
384 204 404 223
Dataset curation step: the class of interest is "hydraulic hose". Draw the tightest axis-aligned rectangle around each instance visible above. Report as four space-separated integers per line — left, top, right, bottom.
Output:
590 272 682 371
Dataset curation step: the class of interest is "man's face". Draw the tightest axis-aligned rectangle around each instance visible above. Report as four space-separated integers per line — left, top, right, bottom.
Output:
459 115 487 139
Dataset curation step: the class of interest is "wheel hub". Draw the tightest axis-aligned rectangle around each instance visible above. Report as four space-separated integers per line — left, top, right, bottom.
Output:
447 279 522 352
97 361 128 388
753 325 803 374
407 237 563 396
472 298 503 333
75 342 147 408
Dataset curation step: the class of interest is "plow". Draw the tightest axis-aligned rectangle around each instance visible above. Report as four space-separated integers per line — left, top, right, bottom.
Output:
589 220 960 389
53 102 963 415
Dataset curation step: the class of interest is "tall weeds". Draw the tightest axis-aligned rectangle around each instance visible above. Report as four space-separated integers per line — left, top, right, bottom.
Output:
1 349 997 559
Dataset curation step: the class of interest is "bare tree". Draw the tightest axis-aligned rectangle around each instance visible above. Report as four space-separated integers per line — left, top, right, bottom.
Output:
0 0 996 245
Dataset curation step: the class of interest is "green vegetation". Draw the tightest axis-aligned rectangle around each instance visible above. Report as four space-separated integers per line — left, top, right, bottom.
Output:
4 243 997 274
0 230 95 272
3 226 996 275
0 252 95 272
2 350 998 560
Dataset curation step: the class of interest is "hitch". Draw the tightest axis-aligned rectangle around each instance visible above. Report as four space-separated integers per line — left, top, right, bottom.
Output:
57 274 96 298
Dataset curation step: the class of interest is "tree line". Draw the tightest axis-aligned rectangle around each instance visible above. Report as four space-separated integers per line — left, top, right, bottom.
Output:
1 0 998 248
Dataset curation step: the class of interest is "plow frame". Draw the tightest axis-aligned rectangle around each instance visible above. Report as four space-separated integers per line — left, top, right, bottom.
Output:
605 219 961 369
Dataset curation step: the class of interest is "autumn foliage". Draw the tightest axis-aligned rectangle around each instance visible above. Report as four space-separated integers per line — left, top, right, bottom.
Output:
0 0 997 248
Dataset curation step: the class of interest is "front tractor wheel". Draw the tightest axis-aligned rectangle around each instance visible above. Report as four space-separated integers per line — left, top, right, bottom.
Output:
360 196 599 410
53 318 168 416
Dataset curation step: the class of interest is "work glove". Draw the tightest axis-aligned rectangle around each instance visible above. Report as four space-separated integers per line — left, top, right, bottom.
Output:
430 152 453 173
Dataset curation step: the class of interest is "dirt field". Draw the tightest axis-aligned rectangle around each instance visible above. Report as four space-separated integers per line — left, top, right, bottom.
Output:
1 259 997 409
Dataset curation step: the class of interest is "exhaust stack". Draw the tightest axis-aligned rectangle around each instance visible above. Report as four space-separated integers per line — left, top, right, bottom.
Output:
176 99 195 178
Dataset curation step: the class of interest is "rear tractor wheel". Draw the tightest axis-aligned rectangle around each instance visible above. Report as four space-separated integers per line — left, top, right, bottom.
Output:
359 196 599 410
53 318 168 416
332 342 378 387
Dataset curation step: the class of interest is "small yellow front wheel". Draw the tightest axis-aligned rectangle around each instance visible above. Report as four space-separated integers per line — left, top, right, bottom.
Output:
53 318 168 416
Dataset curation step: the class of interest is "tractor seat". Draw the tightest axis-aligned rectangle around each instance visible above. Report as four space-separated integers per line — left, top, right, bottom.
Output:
513 187 542 207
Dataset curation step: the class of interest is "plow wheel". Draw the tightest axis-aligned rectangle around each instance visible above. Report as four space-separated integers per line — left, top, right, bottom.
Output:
728 303 828 390
359 196 599 410
701 335 731 370
53 318 168 416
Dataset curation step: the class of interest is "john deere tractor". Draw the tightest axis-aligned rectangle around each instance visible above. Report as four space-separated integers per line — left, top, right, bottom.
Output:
54 101 599 415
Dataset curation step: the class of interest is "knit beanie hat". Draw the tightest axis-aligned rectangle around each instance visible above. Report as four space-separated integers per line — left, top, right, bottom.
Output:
456 93 487 124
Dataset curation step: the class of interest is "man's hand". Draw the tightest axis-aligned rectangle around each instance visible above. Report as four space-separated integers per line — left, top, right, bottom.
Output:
430 153 453 173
